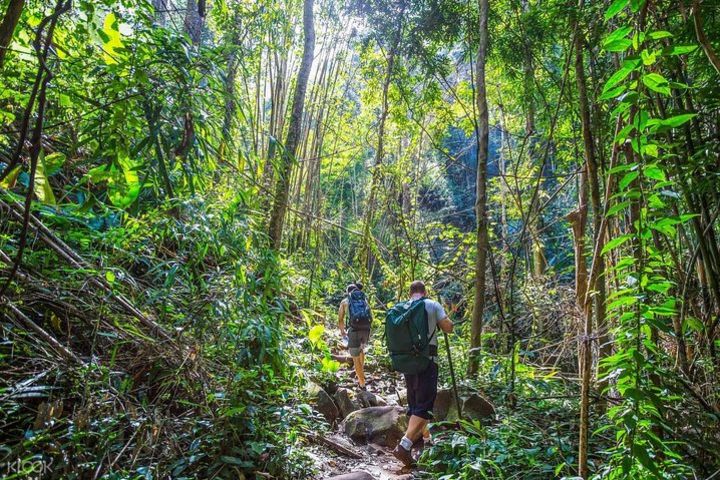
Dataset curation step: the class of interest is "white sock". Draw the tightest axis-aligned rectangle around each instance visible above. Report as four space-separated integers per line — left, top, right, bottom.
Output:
399 436 413 450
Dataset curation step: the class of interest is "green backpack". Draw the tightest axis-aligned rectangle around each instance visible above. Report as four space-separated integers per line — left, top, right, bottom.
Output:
385 298 436 374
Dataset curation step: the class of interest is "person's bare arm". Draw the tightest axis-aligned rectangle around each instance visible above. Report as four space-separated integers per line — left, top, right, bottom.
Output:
338 303 346 336
438 316 453 333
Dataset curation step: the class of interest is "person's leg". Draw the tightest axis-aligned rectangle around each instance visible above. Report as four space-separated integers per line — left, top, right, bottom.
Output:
357 330 368 387
394 361 438 465
352 355 365 388
404 415 428 442
347 330 366 388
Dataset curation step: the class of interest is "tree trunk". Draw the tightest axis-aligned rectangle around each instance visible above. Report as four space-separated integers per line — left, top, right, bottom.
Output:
692 0 720 75
184 0 204 46
357 26 401 280
574 2 601 474
468 0 490 376
152 0 166 25
221 12 242 161
267 0 315 249
0 0 25 68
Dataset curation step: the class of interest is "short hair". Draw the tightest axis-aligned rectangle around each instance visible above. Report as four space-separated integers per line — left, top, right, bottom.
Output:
346 284 357 294
409 280 426 295
354 281 364 291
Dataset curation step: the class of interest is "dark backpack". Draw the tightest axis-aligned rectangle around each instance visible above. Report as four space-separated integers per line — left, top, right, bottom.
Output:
385 298 436 374
348 290 371 330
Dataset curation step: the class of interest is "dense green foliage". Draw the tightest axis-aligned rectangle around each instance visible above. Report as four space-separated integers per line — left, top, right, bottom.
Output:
1 0 719 478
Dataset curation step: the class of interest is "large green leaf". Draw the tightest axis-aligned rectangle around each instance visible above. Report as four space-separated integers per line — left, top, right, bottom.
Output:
602 234 633 254
101 12 124 65
107 154 141 208
603 26 633 47
603 59 640 93
605 0 629 20
308 324 325 346
34 150 56 205
660 113 696 128
664 45 698 56
642 73 671 95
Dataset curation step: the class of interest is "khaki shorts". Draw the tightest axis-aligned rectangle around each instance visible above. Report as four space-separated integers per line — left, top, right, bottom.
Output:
347 329 370 357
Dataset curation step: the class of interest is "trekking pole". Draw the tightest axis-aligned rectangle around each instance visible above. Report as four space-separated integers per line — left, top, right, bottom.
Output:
442 330 462 420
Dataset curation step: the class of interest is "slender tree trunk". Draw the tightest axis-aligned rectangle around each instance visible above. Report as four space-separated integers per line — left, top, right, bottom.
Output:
468 0 490 375
185 0 204 46
692 0 720 75
0 0 25 68
358 26 401 280
520 0 545 280
268 0 315 249
152 0 166 25
221 13 242 158
574 2 602 474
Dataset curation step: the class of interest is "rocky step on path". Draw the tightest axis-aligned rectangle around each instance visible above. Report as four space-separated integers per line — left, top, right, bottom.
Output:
308 380 496 479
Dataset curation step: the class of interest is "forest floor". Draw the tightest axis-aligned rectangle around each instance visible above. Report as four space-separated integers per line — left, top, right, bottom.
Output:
308 340 421 480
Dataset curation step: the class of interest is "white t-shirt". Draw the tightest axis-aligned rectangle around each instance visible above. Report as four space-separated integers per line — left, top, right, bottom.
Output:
410 294 447 347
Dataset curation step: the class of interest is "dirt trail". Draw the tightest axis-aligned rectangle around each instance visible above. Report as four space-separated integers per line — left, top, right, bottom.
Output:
309 349 423 480
308 436 416 479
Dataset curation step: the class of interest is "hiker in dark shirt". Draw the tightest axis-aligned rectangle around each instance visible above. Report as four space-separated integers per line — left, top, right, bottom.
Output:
392 280 453 466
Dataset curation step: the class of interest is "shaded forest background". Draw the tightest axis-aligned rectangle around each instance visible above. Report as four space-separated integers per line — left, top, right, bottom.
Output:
1 0 719 478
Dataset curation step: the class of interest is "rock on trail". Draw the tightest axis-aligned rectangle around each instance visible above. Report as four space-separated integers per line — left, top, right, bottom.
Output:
342 406 408 447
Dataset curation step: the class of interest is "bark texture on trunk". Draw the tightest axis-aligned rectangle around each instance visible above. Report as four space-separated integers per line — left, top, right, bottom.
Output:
268 0 315 249
0 0 25 67
185 0 204 46
574 5 595 475
469 0 490 375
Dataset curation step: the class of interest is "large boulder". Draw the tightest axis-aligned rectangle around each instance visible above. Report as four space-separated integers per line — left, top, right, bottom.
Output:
316 389 340 424
357 390 388 408
432 389 495 421
325 473 375 480
335 388 361 419
342 406 408 447
432 388 455 419
462 393 495 419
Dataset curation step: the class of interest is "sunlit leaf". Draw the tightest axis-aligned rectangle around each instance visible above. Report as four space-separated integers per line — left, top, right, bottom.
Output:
642 73 671 95
605 0 629 20
101 12 124 65
34 150 56 205
308 324 325 346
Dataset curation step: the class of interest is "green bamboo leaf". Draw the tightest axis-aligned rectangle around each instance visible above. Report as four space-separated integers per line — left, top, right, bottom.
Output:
600 85 627 101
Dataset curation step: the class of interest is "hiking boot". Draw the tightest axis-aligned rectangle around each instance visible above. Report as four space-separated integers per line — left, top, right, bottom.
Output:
392 444 415 467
